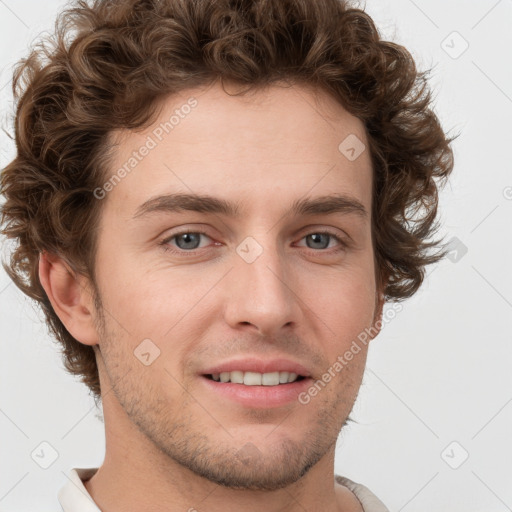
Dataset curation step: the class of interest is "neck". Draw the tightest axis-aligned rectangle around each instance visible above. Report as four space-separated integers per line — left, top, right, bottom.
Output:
85 426 345 512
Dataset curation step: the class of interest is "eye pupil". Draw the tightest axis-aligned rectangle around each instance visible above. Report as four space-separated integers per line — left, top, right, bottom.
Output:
176 233 201 250
307 233 330 250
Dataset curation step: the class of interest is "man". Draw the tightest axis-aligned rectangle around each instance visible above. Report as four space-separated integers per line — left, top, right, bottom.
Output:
0 0 453 510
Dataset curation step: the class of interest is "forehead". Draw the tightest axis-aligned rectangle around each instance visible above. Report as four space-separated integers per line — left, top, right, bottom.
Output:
100 81 372 220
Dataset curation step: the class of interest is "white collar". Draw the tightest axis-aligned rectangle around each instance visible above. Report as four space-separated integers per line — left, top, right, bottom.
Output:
58 467 101 512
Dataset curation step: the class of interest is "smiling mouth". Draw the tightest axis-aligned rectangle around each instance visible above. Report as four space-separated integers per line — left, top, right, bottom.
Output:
204 371 307 386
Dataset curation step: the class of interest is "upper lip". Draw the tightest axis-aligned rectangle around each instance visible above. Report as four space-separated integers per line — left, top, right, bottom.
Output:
201 358 311 377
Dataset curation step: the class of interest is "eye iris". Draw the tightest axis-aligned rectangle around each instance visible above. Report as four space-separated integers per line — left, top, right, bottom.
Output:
307 233 330 250
176 233 201 250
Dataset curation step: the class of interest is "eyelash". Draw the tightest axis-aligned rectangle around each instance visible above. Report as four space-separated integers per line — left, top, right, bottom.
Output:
158 229 348 256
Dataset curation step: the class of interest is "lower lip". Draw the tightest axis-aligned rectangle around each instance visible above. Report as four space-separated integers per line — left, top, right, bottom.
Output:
200 375 312 408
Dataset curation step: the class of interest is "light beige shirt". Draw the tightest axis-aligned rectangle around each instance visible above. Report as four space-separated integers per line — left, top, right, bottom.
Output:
58 467 390 511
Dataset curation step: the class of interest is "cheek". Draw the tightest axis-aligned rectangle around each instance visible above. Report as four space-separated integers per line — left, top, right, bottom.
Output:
97 260 213 345
93 251 161 336
312 265 377 333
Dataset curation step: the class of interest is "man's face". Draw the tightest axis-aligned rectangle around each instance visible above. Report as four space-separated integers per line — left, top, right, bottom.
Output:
89 81 380 490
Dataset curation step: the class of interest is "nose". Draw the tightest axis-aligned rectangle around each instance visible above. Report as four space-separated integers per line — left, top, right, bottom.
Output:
222 237 300 337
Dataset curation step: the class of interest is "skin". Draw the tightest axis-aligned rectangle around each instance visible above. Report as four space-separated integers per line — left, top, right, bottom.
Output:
39 80 384 512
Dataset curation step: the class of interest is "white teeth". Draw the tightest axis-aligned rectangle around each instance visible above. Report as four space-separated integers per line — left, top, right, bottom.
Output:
210 371 301 386
279 371 289 383
244 371 262 385
230 370 244 384
288 372 298 383
262 372 279 386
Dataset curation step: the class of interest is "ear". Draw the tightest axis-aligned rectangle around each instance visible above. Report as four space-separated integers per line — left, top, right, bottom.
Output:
369 291 386 341
38 251 99 346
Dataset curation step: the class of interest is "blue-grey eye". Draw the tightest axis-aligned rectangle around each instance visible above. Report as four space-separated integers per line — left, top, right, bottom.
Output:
306 233 331 250
174 232 203 250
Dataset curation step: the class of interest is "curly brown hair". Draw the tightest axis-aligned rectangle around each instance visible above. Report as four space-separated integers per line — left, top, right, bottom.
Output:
0 0 454 402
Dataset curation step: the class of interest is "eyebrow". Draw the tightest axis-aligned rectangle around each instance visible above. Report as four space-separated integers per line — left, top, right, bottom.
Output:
132 192 368 220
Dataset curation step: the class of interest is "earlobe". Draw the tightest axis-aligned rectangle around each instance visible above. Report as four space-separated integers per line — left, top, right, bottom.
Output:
38 251 99 346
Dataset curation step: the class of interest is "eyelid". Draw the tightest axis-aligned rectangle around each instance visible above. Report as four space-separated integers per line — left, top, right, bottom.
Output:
296 223 350 238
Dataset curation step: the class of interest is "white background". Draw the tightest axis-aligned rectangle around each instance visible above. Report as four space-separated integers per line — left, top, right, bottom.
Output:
1 0 511 510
